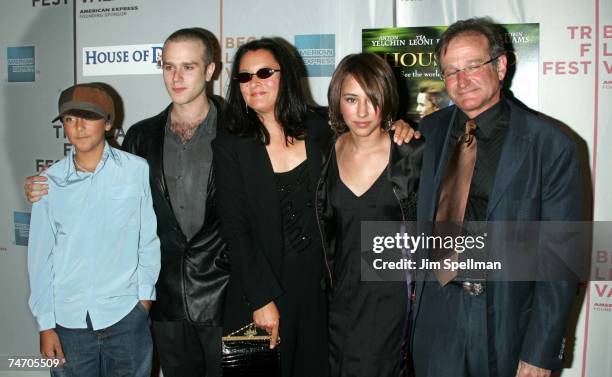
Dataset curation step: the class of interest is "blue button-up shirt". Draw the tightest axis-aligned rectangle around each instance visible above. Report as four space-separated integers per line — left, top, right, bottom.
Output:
28 143 161 331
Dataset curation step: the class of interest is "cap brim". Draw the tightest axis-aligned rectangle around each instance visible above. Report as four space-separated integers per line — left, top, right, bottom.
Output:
52 109 105 123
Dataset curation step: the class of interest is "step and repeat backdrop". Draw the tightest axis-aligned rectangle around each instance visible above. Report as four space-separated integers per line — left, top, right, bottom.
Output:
0 0 609 376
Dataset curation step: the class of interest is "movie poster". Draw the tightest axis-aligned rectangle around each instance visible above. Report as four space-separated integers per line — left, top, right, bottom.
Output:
363 24 540 125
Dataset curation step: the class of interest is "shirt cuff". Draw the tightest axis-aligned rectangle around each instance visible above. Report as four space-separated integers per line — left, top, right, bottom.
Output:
37 312 56 332
138 284 156 301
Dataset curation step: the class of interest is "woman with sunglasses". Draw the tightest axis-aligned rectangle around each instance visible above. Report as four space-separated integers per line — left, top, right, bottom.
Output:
316 53 423 377
212 38 330 377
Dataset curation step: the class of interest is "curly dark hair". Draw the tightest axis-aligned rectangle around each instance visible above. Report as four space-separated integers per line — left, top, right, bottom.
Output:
223 38 308 145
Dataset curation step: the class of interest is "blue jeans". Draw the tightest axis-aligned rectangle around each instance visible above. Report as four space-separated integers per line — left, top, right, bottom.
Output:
51 302 152 377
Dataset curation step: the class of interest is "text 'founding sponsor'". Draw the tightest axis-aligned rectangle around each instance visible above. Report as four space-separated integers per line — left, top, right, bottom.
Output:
82 44 162 76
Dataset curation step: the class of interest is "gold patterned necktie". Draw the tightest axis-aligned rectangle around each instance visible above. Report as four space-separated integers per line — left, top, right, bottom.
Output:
433 120 477 286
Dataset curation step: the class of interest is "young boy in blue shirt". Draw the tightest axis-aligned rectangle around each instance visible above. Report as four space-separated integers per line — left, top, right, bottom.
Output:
27 83 161 377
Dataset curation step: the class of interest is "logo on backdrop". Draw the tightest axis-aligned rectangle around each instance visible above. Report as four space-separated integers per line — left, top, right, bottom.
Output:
222 36 257 92
14 212 31 247
7 46 35 82
32 0 69 7
541 24 612 89
79 0 137 19
592 250 612 313
82 44 163 76
593 283 612 313
294 34 335 77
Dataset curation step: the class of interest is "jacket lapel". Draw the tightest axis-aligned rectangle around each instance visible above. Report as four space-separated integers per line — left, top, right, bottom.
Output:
150 106 185 238
148 108 171 205
242 137 283 231
429 107 458 220
486 104 532 218
305 115 334 193
190 97 223 241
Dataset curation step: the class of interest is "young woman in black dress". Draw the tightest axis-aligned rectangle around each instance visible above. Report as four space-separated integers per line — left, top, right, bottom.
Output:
316 53 424 377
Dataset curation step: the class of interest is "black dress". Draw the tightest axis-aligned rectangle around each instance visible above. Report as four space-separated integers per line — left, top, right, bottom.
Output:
273 161 328 377
327 151 411 377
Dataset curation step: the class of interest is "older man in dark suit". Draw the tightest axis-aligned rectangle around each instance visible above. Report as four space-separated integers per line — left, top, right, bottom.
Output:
411 17 585 377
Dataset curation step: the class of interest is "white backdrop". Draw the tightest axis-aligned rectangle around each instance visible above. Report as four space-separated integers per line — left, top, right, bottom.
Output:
0 0 609 376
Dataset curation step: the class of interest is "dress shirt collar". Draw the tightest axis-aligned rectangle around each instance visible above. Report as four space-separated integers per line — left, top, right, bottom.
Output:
165 98 217 140
64 141 119 182
456 97 508 140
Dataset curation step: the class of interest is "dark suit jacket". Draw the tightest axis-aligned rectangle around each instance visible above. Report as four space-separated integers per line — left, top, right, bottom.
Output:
212 111 333 332
413 99 585 376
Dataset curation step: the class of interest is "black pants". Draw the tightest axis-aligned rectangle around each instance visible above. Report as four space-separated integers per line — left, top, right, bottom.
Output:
152 320 222 377
223 245 328 377
412 282 489 377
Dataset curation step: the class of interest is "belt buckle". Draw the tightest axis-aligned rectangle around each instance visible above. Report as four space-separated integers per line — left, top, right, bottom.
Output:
462 281 485 296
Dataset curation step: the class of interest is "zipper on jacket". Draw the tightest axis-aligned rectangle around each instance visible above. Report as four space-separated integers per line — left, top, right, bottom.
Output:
315 175 333 288
315 141 336 288
392 185 408 223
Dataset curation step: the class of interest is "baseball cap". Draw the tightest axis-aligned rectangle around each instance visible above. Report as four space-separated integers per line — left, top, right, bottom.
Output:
52 83 115 124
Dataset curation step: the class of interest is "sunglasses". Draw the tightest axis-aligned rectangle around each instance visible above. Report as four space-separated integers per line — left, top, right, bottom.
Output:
235 68 281 83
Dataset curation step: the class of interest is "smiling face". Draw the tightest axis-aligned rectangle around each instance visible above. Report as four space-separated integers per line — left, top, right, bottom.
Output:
161 39 214 107
238 49 281 119
339 75 382 138
440 33 507 119
62 114 111 156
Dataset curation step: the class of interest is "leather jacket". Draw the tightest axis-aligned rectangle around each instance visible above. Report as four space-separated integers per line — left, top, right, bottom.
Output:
314 134 424 289
122 95 230 325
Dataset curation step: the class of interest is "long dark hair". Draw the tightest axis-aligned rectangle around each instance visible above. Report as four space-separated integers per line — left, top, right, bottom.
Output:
223 38 308 145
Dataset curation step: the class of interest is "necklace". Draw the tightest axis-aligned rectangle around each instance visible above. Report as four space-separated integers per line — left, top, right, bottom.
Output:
73 156 95 173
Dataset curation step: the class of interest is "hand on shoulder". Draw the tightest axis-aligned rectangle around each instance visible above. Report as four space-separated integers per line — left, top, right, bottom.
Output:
24 174 49 203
